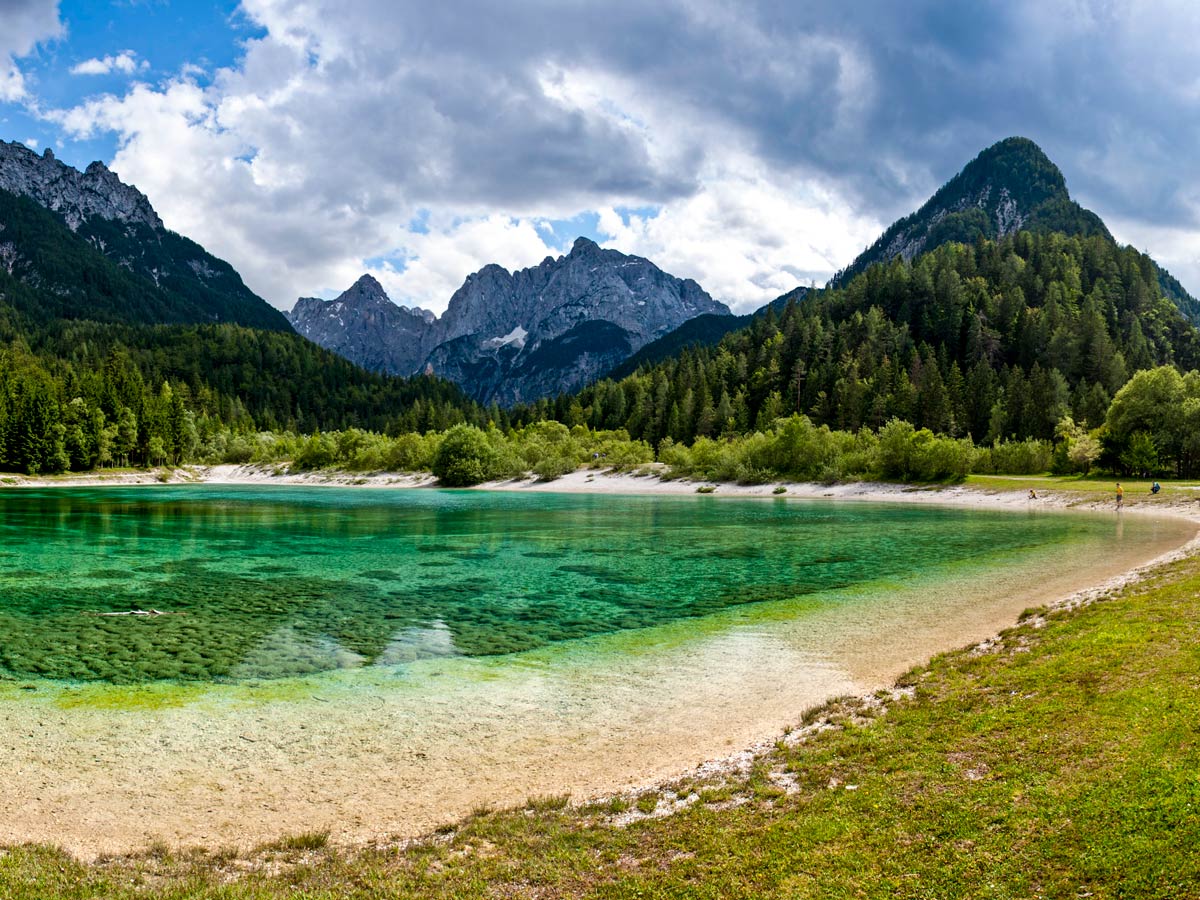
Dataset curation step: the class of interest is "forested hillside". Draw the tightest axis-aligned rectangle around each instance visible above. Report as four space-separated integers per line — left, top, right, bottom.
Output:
0 188 291 332
0 327 483 474
519 231 1200 445
0 146 487 474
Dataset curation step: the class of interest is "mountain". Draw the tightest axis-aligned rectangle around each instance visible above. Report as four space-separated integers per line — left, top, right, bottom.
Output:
540 138 1200 445
610 136 1200 383
0 139 486 464
290 275 436 375
288 237 731 405
0 140 290 331
831 137 1110 288
829 136 1200 324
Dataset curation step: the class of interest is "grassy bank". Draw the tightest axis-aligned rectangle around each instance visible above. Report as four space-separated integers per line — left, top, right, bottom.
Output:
4 550 1200 897
966 473 1200 503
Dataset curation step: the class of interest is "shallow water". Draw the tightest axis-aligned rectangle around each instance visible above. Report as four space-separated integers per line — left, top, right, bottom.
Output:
0 487 1193 854
0 485 1172 684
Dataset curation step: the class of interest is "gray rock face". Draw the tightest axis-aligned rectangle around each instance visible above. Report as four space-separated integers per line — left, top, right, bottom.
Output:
288 237 730 405
289 275 437 375
0 141 163 231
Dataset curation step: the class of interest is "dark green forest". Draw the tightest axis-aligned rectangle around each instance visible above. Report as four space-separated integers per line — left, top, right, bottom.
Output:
517 232 1199 454
4 223 1200 478
0 322 486 473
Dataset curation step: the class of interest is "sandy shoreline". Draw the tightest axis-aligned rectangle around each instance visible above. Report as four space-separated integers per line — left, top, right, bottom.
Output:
6 461 1197 519
1 465 1198 860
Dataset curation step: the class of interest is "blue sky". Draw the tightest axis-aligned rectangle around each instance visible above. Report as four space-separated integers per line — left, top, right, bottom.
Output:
3 1 1200 314
6 2 251 160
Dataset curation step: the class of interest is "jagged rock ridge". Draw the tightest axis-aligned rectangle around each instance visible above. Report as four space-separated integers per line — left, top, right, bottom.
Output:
0 140 291 330
287 237 730 405
0 141 162 231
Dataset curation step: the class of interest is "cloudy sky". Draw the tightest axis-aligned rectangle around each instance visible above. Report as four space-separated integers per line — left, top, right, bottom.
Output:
2 0 1199 315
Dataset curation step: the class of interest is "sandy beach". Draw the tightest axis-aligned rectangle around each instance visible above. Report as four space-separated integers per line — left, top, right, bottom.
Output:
1 466 1197 860
8 461 1198 517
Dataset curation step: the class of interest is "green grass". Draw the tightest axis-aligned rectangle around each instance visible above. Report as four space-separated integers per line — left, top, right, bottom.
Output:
5 554 1200 897
966 472 1200 499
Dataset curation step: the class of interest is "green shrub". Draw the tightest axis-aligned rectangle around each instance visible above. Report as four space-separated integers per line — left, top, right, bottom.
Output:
532 454 578 481
973 438 1053 475
431 424 497 486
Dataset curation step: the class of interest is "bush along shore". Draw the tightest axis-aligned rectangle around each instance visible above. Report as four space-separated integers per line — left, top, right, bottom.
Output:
2 355 1199 483
3 546 1199 897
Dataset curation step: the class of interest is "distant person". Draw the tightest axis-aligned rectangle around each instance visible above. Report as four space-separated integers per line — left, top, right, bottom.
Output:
1028 489 1037 500
1151 481 1161 495
1116 483 1124 509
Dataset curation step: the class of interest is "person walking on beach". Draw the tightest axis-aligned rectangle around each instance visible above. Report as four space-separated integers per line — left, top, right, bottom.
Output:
1116 483 1124 509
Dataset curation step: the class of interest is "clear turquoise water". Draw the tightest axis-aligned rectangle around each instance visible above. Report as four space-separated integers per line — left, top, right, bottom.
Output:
0 486 1174 685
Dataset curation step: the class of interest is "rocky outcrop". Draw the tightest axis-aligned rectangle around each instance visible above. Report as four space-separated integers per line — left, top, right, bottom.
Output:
288 237 731 404
0 141 162 231
831 137 1110 288
289 275 436 375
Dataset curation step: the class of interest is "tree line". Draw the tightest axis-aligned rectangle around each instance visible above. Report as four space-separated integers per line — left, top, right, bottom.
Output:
3 230 1200 479
512 232 1199 452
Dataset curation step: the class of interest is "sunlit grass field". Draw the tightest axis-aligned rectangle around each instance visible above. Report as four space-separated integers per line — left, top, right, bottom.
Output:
966 473 1200 499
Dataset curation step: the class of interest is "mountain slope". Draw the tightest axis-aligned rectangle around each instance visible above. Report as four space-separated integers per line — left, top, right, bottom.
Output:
534 139 1200 443
288 237 731 405
616 135 1200 384
546 230 1200 446
831 137 1111 288
0 141 290 331
828 136 1200 325
606 287 810 379
0 139 487 460
290 275 436 375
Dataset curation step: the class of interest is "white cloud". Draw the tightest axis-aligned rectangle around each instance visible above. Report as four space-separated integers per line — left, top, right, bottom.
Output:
43 0 884 313
367 216 567 314
0 0 62 101
36 0 1200 313
597 161 882 312
70 50 145 77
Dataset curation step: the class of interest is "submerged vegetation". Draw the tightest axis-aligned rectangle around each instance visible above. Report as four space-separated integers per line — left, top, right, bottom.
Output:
4 550 1199 897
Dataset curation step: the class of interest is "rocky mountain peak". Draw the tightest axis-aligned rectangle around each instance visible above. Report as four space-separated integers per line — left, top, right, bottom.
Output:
831 136 1110 288
341 273 390 304
291 238 731 404
0 140 163 232
569 236 600 256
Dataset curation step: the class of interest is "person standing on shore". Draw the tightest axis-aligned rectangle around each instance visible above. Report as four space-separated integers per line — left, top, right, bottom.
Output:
1116 483 1124 509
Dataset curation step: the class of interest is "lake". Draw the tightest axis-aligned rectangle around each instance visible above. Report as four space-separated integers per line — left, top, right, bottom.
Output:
0 486 1191 854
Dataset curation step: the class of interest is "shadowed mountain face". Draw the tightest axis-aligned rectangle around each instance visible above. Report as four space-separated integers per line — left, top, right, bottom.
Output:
287 237 731 405
831 137 1113 288
0 140 292 331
